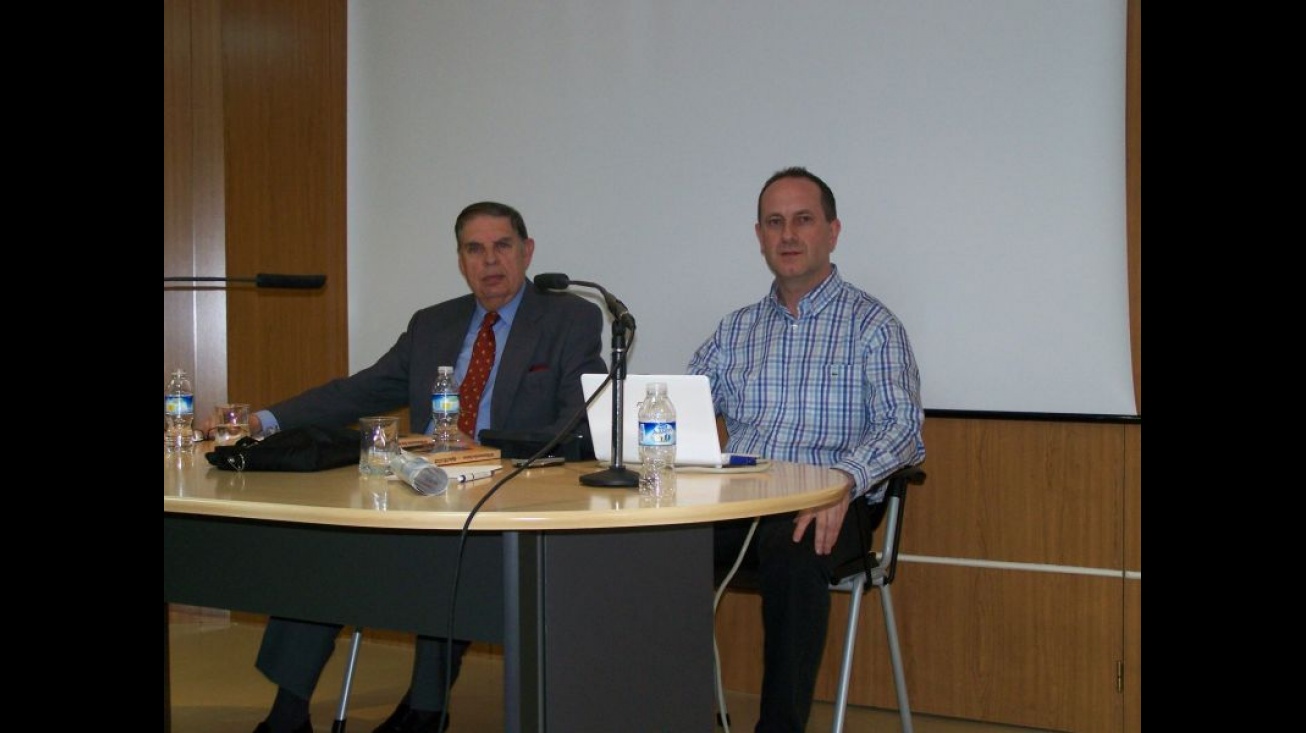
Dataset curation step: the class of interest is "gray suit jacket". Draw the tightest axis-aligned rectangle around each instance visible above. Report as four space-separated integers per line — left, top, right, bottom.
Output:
268 284 607 441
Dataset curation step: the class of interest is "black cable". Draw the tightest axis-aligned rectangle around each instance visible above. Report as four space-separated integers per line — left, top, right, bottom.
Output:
711 516 758 733
436 364 618 730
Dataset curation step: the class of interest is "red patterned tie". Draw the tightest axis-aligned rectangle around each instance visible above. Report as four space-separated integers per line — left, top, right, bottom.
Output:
458 311 499 439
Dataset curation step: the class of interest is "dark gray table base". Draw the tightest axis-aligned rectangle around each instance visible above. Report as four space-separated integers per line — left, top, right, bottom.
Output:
164 514 716 732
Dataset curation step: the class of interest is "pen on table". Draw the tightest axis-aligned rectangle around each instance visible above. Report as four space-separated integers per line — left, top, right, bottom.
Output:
456 469 500 483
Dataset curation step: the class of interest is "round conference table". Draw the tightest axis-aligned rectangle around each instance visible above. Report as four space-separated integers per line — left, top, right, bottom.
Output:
163 451 849 529
164 451 848 732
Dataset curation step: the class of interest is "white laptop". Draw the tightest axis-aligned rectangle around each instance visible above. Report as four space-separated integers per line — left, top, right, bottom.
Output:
582 373 724 467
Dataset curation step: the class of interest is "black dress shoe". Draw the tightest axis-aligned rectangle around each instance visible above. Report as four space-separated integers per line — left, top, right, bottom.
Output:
252 720 313 733
372 703 450 733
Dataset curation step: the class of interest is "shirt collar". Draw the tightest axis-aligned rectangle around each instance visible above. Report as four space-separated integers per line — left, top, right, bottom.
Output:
767 264 843 319
474 282 525 329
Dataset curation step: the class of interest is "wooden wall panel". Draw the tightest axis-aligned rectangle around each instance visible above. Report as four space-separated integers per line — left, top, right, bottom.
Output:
1124 0 1141 716
164 0 229 419
221 0 348 409
912 419 1124 569
1124 425 1140 574
163 0 191 374
1124 579 1140 733
717 418 1131 732
1124 424 1140 733
715 590 764 693
718 565 1123 732
894 565 1123 732
1127 0 1141 414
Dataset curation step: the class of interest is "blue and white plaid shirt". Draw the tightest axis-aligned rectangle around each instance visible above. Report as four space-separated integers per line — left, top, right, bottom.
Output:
687 265 925 503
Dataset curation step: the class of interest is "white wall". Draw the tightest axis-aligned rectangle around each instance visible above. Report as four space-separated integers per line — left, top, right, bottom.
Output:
347 0 1133 416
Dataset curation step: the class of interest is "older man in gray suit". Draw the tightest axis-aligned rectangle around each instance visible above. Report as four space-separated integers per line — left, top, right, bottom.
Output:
244 201 607 733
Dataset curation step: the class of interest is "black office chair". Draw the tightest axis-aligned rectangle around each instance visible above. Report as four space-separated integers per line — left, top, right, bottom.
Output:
713 465 925 733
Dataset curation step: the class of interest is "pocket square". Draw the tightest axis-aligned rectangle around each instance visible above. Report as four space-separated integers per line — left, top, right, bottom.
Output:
528 363 550 373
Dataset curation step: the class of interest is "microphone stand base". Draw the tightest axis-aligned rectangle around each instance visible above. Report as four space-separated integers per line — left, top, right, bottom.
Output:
580 466 641 488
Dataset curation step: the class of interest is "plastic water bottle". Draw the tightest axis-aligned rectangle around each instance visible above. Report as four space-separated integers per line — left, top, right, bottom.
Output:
637 381 677 496
430 366 460 443
164 368 195 453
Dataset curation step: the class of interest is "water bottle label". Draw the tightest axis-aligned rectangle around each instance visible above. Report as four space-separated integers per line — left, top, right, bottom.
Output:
432 393 460 414
165 394 194 416
639 421 676 446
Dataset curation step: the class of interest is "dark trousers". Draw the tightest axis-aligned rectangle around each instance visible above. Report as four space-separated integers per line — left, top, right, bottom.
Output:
714 499 880 733
255 618 470 710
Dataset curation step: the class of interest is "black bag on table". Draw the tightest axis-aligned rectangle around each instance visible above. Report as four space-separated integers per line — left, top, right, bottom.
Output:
205 425 360 472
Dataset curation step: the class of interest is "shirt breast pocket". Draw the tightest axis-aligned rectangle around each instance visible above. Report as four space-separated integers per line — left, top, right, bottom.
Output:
797 362 863 424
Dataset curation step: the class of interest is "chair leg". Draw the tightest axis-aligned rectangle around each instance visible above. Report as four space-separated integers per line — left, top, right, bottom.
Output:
332 628 365 733
879 585 913 733
830 574 865 733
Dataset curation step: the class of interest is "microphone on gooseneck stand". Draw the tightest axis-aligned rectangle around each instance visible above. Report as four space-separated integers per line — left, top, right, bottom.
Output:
534 272 640 488
534 273 636 331
532 272 571 290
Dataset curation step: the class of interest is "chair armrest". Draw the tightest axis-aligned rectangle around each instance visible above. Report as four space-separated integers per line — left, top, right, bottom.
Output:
879 465 926 585
883 464 926 499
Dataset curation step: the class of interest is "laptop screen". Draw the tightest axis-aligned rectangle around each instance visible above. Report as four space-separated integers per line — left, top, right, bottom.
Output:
581 373 723 467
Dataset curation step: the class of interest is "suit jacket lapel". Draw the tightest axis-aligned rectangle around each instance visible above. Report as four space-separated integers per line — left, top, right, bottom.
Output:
437 298 476 367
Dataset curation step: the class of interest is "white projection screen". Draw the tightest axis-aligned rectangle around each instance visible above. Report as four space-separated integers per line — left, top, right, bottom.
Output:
347 0 1135 417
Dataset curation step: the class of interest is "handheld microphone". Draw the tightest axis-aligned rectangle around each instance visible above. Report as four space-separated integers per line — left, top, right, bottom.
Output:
389 451 450 496
534 273 636 330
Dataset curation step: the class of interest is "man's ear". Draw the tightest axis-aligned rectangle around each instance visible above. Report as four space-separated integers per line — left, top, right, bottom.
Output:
521 237 536 267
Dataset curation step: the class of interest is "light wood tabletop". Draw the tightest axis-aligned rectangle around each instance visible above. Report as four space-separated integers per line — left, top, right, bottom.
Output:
164 450 850 531
165 448 850 732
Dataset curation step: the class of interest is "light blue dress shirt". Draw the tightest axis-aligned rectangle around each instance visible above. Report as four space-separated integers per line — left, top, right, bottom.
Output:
687 265 925 502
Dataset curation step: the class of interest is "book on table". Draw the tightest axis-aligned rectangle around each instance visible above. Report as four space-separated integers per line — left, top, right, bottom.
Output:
399 435 502 466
